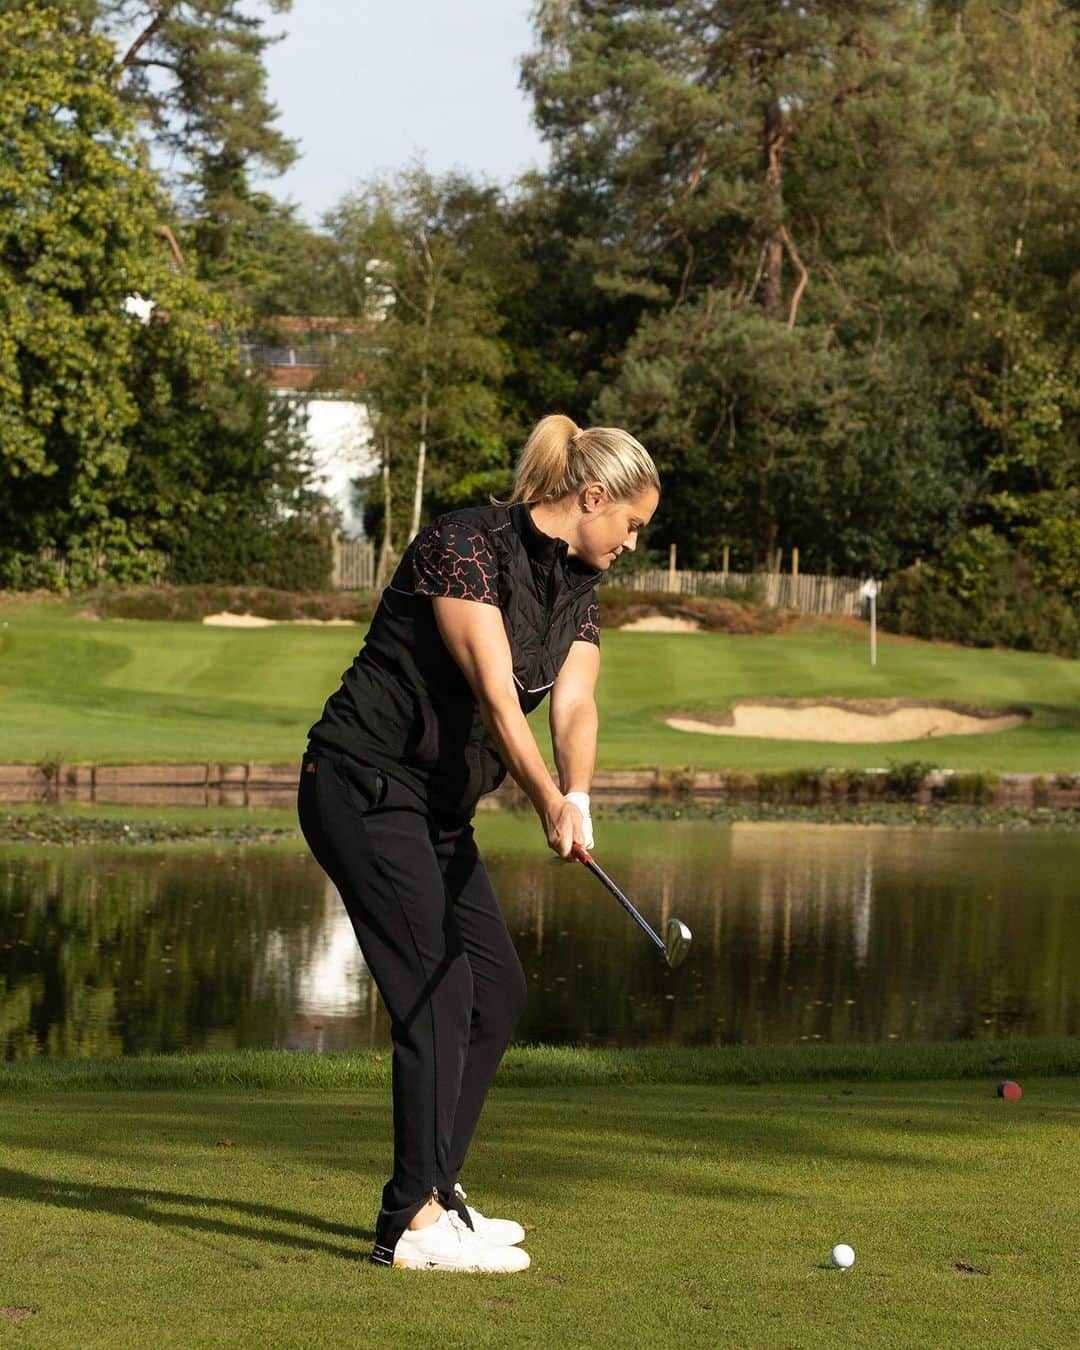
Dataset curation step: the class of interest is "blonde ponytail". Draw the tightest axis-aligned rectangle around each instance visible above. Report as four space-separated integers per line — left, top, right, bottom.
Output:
494 413 659 507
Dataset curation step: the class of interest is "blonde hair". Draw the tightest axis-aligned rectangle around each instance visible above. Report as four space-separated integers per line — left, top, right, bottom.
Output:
494 413 659 507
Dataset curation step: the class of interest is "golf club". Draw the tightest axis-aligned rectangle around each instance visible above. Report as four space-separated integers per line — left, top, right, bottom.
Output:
570 842 693 968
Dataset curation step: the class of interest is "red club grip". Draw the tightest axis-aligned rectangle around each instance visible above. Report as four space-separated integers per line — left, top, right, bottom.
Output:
571 841 594 865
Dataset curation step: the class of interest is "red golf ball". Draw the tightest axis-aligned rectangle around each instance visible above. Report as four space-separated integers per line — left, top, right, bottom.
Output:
997 1080 1022 1100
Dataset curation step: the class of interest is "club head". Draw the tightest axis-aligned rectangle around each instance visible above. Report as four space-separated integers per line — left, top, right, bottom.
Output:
664 918 692 968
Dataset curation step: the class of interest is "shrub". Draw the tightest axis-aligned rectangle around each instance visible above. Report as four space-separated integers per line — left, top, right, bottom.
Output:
167 513 334 592
836 768 876 799
882 760 936 800
879 531 1079 657
598 587 789 634
88 585 378 623
934 772 998 804
1019 512 1080 604
0 552 63 591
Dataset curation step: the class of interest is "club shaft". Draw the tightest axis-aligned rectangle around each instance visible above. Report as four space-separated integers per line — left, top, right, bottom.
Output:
580 857 666 955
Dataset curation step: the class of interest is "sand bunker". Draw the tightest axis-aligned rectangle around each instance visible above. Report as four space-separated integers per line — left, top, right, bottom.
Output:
618 615 703 632
202 613 358 627
664 698 1030 743
203 612 276 627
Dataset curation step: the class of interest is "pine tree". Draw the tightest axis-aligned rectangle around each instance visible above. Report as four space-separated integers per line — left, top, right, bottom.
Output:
521 1 1008 569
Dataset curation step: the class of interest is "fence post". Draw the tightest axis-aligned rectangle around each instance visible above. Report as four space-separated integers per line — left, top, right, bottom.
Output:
722 544 729 576
791 546 799 581
331 531 342 589
667 543 677 593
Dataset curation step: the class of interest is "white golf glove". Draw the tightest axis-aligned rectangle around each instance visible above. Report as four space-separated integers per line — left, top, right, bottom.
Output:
564 791 594 851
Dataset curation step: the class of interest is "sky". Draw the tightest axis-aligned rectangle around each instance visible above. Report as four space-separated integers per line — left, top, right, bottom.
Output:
252 0 549 222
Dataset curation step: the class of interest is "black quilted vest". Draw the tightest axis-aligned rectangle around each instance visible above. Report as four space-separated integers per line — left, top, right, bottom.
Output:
307 501 601 821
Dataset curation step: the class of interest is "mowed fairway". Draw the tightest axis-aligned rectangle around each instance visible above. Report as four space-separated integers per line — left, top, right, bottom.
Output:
1 599 1078 770
0 1078 1077 1348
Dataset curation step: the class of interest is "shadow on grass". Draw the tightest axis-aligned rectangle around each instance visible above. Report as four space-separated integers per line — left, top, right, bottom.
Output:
0 1166 372 1260
472 1082 1075 1213
3 1085 1074 1248
0 1089 1010 1195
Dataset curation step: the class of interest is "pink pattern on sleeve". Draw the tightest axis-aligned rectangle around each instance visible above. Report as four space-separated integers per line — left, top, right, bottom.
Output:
576 599 600 646
413 520 499 604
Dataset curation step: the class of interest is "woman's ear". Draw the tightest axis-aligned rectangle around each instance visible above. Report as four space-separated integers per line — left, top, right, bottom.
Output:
581 482 606 513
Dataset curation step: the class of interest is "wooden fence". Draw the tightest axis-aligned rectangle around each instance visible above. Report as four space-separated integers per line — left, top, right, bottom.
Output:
330 537 874 616
607 569 876 616
331 536 376 590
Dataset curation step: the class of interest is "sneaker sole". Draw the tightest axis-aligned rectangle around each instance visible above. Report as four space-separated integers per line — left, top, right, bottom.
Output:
392 1254 530 1274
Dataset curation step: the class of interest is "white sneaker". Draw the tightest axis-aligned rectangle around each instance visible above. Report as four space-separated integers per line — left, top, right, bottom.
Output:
392 1209 530 1273
454 1183 527 1246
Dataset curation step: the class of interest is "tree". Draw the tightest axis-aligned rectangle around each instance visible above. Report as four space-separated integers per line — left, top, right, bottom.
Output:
197 191 342 315
322 168 515 570
0 6 322 589
523 1 938 325
944 0 1080 541
494 177 653 441
520 2 1012 568
0 0 299 284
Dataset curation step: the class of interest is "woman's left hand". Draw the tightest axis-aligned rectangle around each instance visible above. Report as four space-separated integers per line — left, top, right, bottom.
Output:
563 791 594 850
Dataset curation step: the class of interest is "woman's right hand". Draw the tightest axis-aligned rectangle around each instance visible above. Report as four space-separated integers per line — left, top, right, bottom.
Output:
542 795 586 859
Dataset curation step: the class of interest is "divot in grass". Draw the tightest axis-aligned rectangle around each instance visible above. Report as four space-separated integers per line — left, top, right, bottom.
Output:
954 1261 989 1276
1 1308 37 1321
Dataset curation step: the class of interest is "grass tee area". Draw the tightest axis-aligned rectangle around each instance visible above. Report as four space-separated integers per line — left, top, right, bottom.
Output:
1 1044 1078 1348
1 597 1078 771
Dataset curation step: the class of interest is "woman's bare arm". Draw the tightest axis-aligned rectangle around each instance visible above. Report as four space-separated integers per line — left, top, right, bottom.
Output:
549 640 600 795
432 596 583 856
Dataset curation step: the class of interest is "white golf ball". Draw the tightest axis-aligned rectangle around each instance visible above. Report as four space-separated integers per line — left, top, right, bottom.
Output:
831 1243 855 1269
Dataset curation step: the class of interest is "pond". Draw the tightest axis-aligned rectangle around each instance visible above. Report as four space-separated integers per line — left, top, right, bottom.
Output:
2 821 1078 1058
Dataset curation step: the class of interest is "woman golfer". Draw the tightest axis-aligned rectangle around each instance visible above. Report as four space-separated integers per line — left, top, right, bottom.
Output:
298 414 659 1273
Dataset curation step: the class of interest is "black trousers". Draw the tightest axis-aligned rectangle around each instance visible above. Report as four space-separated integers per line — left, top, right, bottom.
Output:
296 746 528 1261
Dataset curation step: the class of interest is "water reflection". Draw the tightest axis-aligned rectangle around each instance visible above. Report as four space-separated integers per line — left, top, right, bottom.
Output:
2 823 1078 1057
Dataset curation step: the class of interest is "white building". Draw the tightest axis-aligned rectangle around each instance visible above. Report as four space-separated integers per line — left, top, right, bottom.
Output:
244 316 380 541
284 394 378 540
